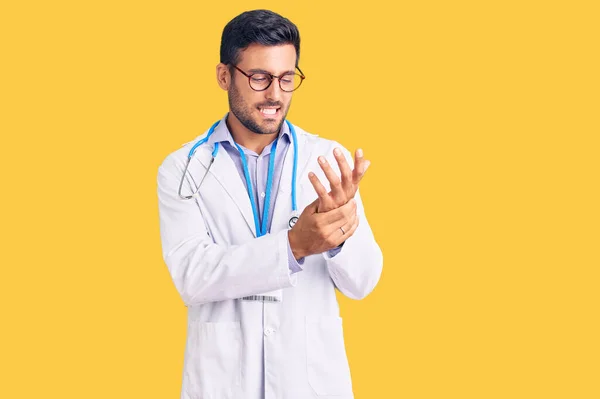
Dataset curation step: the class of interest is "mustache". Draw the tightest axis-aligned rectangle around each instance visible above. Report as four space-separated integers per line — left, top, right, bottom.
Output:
256 102 284 108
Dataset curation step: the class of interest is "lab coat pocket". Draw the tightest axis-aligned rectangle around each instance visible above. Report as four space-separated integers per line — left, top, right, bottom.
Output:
190 321 242 398
305 316 353 396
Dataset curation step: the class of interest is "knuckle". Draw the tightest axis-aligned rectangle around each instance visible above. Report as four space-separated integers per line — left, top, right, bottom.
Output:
314 219 324 230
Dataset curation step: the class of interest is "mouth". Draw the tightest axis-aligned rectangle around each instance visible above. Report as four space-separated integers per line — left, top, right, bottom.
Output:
257 106 281 119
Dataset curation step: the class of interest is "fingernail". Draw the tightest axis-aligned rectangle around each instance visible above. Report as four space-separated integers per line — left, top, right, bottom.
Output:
365 160 371 170
318 156 326 164
334 148 341 156
309 172 315 178
357 148 363 157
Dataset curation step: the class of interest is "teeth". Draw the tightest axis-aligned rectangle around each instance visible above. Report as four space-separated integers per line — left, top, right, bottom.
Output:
260 108 277 115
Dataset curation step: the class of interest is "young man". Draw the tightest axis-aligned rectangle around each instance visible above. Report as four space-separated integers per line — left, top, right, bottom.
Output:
157 9 383 399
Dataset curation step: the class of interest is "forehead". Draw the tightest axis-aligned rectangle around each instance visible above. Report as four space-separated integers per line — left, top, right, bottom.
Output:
237 43 297 74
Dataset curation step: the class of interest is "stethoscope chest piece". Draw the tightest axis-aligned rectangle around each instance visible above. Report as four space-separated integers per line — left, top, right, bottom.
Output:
181 118 301 236
288 211 300 229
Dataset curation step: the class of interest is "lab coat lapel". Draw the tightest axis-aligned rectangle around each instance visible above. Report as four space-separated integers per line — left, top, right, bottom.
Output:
195 145 257 237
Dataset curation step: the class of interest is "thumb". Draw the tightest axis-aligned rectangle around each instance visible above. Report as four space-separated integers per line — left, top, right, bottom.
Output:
304 198 320 215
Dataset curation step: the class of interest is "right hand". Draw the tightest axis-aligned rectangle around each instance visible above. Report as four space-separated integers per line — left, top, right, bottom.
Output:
288 197 359 259
310 148 371 213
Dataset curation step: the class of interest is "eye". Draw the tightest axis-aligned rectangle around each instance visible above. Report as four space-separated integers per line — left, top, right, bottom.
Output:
251 74 269 82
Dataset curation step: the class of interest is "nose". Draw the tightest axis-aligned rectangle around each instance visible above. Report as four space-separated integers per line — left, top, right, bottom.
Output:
264 77 283 102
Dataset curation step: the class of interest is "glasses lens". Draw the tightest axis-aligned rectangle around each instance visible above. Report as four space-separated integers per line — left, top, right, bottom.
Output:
280 74 303 92
249 74 271 91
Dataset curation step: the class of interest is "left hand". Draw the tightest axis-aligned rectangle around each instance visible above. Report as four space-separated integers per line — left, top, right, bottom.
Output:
309 147 371 213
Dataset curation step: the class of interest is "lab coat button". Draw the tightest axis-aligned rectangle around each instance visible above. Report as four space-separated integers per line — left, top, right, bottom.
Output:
264 327 274 336
260 192 266 198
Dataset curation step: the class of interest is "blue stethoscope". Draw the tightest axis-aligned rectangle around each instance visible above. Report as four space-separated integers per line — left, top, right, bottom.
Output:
177 119 300 235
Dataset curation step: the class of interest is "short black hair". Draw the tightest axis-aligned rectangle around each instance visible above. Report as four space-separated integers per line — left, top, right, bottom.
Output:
220 9 301 68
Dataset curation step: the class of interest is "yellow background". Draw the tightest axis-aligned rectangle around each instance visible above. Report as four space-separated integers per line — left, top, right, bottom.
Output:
1 1 598 398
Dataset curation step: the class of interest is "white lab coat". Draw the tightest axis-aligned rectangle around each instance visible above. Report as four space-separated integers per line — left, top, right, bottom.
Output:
157 122 383 399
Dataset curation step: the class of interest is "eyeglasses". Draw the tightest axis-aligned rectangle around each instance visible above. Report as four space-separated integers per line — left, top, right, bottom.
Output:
231 64 306 92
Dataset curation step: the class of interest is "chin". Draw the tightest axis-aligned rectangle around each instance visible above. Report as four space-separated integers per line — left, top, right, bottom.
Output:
261 123 281 135
256 117 283 134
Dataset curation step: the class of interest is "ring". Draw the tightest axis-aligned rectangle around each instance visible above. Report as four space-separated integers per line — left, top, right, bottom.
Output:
340 227 345 235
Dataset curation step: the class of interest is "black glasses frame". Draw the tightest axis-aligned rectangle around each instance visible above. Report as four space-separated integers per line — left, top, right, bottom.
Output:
231 64 306 92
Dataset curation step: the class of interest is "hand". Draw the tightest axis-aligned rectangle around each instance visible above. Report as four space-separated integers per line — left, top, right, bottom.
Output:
288 197 359 259
309 147 371 213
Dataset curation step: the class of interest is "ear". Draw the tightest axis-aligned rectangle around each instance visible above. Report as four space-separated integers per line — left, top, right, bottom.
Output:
216 63 230 91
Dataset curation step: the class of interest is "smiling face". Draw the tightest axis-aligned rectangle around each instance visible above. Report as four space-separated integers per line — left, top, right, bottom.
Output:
222 43 297 135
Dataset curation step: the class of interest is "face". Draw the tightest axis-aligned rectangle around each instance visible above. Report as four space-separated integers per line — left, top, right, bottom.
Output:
224 43 297 135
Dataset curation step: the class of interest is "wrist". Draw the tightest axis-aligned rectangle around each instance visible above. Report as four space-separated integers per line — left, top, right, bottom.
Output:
288 230 307 259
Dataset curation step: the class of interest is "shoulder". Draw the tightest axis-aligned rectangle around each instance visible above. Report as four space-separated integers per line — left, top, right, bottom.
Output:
291 123 353 162
290 123 348 153
158 130 210 176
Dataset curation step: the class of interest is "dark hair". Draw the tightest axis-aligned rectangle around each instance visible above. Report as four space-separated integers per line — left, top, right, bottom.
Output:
220 9 301 68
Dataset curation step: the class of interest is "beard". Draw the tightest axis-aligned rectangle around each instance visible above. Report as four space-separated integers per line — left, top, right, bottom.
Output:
228 81 290 135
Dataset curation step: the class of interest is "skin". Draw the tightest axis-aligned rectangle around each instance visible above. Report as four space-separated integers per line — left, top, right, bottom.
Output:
216 43 295 155
216 43 371 259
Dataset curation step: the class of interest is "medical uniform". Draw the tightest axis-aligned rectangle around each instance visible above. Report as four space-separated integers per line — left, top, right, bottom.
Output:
157 114 383 399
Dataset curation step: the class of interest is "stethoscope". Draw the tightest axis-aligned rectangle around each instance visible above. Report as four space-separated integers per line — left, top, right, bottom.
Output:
177 119 300 235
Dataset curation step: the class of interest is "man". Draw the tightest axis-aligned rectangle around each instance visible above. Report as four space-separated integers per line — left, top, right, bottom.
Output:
157 9 383 399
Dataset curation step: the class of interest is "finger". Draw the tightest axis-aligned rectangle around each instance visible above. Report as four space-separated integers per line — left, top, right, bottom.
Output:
342 195 358 220
318 198 357 234
302 197 320 215
308 172 328 199
348 159 370 199
337 210 359 237
345 212 360 237
330 207 357 236
350 149 364 185
317 156 345 202
333 147 353 191
308 172 335 211
326 212 359 248
353 154 372 189
363 160 371 175
316 198 355 226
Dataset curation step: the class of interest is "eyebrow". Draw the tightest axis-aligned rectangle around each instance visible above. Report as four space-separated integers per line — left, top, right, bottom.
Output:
248 68 296 75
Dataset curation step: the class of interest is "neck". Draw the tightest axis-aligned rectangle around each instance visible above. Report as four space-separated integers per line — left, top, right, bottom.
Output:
226 112 278 154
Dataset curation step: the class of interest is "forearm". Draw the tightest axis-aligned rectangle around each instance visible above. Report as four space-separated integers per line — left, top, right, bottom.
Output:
164 229 296 306
323 192 383 300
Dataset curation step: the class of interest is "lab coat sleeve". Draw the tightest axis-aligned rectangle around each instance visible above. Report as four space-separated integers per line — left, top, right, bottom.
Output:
321 147 383 300
327 244 343 257
287 233 305 273
157 160 299 307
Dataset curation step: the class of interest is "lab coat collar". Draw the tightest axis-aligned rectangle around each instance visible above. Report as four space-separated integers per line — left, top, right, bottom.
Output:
207 112 292 151
193 119 315 237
